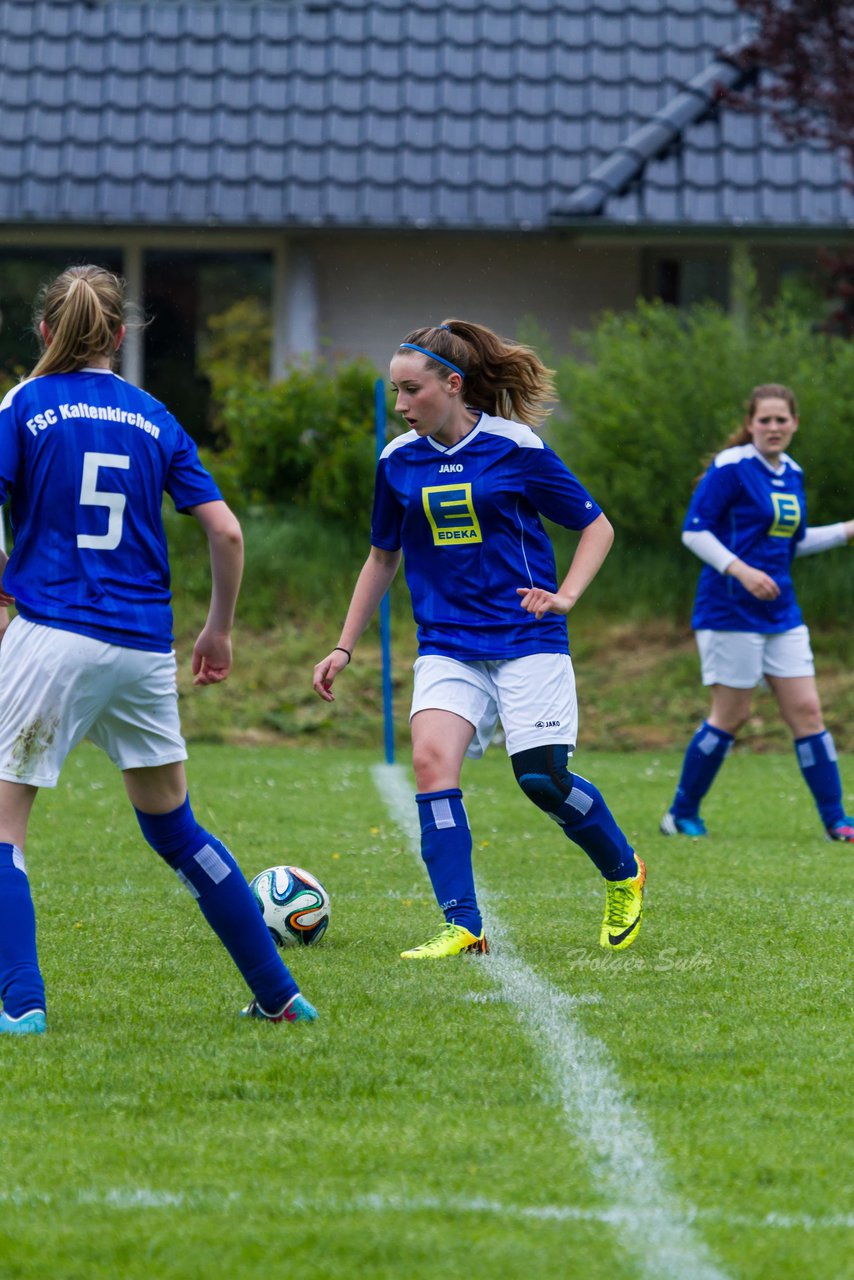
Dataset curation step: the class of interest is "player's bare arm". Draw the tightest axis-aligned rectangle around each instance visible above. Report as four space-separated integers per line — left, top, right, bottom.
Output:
517 512 614 619
189 499 244 686
313 545 401 701
725 558 781 600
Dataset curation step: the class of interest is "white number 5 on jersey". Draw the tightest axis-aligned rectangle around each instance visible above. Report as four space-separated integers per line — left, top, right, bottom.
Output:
77 451 130 550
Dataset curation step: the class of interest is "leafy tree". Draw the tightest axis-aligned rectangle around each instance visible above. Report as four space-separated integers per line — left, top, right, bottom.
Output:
551 295 854 551
733 1 854 176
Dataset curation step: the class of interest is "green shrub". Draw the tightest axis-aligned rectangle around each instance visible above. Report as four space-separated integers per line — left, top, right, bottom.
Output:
0 365 25 402
207 358 389 533
552 297 854 550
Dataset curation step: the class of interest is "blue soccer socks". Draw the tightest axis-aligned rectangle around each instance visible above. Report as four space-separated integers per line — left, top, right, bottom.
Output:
135 796 300 1013
669 721 734 821
512 745 638 881
549 772 638 881
0 843 46 1021
795 731 846 830
415 788 482 936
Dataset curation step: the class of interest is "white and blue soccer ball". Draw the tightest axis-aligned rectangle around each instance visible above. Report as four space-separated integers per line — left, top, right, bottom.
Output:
249 865 330 947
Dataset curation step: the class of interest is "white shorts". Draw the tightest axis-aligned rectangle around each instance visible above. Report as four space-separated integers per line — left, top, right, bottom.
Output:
695 625 815 689
410 653 578 759
0 617 187 787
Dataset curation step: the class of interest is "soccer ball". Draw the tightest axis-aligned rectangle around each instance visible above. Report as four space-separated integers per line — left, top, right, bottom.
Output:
249 865 330 947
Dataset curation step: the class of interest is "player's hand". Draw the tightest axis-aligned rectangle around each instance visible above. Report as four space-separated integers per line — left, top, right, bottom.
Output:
192 628 233 685
0 589 15 607
312 650 350 702
730 563 780 600
516 586 571 619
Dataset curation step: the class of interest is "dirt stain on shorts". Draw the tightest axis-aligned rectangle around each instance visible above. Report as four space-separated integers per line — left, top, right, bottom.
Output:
10 714 61 776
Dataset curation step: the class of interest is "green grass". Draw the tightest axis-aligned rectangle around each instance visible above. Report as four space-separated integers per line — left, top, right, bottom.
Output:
1 744 851 1279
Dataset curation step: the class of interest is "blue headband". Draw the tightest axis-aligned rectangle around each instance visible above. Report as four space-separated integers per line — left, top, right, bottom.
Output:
398 342 465 378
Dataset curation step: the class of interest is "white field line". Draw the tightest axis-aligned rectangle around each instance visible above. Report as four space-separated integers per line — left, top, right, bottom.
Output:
0 1185 852 1234
373 762 730 1280
0 1185 852 1233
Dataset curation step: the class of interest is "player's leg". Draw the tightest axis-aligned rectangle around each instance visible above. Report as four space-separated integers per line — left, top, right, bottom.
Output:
123 762 315 1021
402 705 488 958
767 671 853 841
510 743 646 950
0 781 45 1034
94 645 314 1021
0 619 102 1035
662 631 756 836
401 656 496 958
497 654 645 950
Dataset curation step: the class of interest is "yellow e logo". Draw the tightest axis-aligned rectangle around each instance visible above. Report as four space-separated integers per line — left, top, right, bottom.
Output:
769 492 801 538
422 484 482 546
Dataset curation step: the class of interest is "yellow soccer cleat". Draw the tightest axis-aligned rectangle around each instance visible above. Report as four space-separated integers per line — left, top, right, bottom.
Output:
599 858 646 951
400 922 489 960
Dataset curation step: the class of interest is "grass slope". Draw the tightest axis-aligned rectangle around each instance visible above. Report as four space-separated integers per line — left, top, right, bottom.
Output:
1 744 851 1279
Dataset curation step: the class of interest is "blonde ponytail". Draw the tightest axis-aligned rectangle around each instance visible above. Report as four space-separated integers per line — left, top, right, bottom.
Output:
31 265 127 378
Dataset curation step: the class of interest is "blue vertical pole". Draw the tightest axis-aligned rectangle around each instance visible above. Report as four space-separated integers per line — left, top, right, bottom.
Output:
375 378 395 764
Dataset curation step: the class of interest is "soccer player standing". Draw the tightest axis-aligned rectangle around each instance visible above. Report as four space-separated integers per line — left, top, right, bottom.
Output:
0 265 317 1034
313 320 645 956
661 383 854 841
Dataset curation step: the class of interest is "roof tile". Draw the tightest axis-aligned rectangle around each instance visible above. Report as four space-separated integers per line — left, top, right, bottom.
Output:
1 0 851 231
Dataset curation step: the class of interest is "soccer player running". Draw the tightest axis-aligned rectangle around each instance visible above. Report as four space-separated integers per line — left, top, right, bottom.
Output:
312 320 645 958
0 265 316 1035
661 383 854 842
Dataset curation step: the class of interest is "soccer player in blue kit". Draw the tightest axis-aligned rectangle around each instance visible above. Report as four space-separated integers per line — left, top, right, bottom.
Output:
313 320 646 957
0 264 316 1034
661 383 854 842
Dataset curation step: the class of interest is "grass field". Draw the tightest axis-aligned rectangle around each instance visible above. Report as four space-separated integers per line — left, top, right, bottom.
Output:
1 742 852 1280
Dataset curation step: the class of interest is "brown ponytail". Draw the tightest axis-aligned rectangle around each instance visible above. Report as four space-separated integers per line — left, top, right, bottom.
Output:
398 319 556 428
30 265 127 378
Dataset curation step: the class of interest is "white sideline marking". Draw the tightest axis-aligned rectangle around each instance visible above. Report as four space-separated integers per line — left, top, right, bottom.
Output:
0 1185 851 1233
373 762 731 1280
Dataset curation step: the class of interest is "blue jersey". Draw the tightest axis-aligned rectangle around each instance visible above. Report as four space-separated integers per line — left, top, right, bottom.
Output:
371 413 602 660
685 443 807 633
0 369 221 652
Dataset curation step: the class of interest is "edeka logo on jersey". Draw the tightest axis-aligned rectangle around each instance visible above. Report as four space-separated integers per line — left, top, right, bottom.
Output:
769 492 801 537
422 483 483 546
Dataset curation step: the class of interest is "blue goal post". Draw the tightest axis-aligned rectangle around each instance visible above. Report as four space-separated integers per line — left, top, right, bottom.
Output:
375 378 395 764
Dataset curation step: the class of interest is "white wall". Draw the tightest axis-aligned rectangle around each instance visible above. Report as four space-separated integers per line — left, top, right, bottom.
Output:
307 232 643 372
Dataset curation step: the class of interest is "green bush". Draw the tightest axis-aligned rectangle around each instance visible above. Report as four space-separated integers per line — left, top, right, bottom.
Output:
207 358 389 533
552 296 854 550
0 365 25 402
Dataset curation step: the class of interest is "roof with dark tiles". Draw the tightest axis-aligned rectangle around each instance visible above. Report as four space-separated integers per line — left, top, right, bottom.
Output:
1 0 853 231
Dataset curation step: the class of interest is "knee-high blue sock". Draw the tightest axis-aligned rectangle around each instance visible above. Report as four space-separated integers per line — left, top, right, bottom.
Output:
512 746 637 881
0 843 45 1018
415 789 481 935
670 721 734 819
795 731 846 828
135 796 299 1013
552 774 638 881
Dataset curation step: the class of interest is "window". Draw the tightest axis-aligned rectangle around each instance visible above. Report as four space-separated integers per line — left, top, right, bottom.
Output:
0 250 123 384
143 251 272 444
643 250 730 309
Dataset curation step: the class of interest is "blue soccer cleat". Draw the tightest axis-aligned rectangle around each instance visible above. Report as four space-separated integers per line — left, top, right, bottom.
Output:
240 993 318 1023
0 1009 46 1036
660 811 707 838
826 818 854 843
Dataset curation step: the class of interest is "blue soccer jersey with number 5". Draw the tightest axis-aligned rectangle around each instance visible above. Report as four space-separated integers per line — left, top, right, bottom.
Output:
371 413 602 660
685 443 807 633
0 369 221 652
